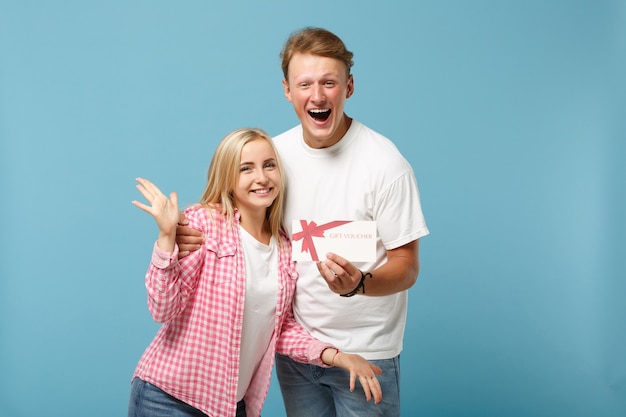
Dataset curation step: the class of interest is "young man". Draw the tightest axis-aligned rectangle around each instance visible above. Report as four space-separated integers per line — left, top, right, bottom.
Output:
177 27 428 416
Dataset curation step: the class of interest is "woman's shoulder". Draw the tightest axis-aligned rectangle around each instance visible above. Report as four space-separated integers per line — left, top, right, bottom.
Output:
184 203 226 227
279 227 290 242
278 227 293 252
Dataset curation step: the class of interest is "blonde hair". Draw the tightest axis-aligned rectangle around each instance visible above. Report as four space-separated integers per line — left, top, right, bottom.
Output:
199 128 285 240
280 27 354 80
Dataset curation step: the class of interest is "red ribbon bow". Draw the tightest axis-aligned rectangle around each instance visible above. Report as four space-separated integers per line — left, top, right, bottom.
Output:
292 220 352 261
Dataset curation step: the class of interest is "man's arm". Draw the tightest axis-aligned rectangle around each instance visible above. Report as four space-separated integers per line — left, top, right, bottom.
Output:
175 213 204 259
318 239 420 296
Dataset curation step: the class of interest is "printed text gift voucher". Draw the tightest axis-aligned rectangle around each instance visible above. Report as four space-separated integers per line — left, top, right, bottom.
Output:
291 220 377 262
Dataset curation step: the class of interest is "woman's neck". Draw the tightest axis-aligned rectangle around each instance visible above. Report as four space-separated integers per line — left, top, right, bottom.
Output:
238 209 271 244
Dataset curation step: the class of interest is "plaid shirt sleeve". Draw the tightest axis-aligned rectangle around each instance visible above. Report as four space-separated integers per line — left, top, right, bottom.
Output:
274 234 333 367
145 207 206 323
276 304 333 367
145 242 204 323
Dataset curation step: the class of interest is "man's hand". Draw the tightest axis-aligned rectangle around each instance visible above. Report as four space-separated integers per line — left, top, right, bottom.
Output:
317 252 362 295
319 240 420 296
175 213 203 259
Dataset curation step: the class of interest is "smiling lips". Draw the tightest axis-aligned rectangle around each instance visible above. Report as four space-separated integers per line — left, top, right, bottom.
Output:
309 108 331 121
251 188 272 195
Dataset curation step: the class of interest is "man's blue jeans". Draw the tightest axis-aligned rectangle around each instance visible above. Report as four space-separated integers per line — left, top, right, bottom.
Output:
275 354 401 417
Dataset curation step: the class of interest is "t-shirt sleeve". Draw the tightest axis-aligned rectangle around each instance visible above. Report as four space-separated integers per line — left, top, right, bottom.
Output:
374 170 429 250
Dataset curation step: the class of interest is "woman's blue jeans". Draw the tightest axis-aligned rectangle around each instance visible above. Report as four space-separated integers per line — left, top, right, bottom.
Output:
275 353 401 417
128 377 246 417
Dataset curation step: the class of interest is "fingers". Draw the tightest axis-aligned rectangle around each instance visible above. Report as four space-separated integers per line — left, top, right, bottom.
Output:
349 370 356 393
368 364 383 404
351 373 382 405
317 261 340 282
133 179 180 236
175 224 204 257
323 253 360 279
134 177 166 206
135 177 158 200
325 252 354 272
358 375 372 402
318 256 361 294
170 191 178 208
339 354 383 405
131 200 151 214
176 224 203 239
178 212 189 225
361 375 382 405
317 261 347 294
176 226 204 251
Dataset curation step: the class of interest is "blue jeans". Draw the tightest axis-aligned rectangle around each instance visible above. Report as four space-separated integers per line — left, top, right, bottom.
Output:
275 354 401 417
128 378 247 417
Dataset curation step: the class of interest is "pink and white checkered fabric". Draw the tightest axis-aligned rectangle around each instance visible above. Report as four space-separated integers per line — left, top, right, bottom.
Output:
131 205 330 417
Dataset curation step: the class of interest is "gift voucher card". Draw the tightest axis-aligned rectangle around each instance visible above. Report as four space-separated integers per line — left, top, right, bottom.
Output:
291 220 377 262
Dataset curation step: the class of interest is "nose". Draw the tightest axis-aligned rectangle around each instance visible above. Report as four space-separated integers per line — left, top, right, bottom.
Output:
311 84 325 103
255 170 269 184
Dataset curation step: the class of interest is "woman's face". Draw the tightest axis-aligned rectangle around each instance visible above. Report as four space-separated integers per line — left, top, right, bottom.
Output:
232 138 281 214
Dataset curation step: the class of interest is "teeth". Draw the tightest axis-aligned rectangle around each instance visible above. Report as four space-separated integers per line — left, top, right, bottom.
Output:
253 189 270 194
309 109 329 113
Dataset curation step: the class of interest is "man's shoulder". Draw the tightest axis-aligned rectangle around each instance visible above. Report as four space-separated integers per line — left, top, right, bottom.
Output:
353 122 406 158
273 125 301 145
354 121 391 143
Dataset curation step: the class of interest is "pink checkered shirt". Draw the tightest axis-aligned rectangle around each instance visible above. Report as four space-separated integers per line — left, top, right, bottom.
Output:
132 205 331 417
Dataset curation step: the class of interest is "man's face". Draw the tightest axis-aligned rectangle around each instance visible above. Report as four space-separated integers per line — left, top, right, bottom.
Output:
282 53 354 149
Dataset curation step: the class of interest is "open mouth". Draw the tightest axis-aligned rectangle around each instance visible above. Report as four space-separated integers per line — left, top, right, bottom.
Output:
252 188 272 195
308 109 331 122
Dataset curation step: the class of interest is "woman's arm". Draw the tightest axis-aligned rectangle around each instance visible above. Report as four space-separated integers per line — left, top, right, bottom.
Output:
320 347 382 404
144 243 204 323
276 307 382 404
133 178 204 322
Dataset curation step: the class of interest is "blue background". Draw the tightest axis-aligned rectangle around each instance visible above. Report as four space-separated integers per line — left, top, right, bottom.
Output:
1 1 624 416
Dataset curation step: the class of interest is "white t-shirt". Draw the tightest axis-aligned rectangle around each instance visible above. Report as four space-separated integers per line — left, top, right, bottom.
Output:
274 119 429 359
236 227 278 401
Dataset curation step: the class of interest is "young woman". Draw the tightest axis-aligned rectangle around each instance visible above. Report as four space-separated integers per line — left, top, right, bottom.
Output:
128 128 382 417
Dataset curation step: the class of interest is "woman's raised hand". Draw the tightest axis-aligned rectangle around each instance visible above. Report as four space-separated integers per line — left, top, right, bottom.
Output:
132 177 179 252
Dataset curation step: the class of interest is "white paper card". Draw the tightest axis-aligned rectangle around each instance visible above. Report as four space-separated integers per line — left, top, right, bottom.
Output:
291 220 377 262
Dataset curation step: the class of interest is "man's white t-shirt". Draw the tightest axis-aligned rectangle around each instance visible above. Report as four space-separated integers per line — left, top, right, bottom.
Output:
274 120 429 359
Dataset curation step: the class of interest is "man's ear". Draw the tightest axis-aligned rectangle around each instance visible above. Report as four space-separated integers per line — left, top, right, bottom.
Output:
346 74 354 99
282 79 293 102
